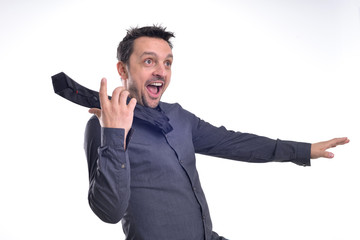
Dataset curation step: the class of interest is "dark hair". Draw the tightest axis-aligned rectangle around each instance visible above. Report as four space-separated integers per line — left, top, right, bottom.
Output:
117 25 175 64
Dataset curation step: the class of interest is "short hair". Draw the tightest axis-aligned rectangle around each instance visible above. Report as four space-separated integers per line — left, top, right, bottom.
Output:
117 25 175 65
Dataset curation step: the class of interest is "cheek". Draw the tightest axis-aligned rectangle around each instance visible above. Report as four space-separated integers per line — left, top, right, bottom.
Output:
126 78 139 93
131 70 149 83
166 73 171 86
163 81 170 92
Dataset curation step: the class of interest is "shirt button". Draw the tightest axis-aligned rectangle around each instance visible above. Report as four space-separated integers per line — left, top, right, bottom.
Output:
192 186 196 191
179 160 184 164
121 164 125 169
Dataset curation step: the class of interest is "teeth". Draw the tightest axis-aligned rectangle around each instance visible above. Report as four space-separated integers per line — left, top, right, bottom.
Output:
149 82 163 87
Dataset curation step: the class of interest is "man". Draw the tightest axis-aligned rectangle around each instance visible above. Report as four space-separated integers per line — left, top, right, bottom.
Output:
84 26 349 240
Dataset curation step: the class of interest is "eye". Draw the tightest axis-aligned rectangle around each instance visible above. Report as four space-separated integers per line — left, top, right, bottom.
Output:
144 59 153 65
165 60 172 67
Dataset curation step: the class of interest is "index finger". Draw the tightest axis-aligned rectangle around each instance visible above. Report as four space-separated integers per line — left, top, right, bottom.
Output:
99 78 108 108
328 137 349 148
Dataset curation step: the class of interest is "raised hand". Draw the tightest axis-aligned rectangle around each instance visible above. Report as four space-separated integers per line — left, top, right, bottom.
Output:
89 78 137 147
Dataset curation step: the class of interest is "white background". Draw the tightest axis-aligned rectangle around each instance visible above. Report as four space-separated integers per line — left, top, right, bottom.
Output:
1 0 359 239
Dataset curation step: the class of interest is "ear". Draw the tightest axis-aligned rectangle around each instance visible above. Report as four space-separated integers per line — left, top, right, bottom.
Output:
117 61 128 80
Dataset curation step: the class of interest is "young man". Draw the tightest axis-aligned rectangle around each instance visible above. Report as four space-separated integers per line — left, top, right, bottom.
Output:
84 26 349 240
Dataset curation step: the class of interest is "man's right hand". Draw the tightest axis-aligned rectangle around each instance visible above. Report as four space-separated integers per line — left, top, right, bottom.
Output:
89 78 137 147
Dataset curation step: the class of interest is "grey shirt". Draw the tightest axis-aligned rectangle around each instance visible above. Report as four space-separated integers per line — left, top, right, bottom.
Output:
84 102 311 240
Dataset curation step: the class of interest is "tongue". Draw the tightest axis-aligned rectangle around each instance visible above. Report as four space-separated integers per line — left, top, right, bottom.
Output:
147 85 158 94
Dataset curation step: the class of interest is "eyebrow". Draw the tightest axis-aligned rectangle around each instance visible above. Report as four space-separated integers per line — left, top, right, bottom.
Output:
141 51 173 59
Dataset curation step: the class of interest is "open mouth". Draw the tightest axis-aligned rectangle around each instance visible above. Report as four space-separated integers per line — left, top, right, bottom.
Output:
146 81 164 98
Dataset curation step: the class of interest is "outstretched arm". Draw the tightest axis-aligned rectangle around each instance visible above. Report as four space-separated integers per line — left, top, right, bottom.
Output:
311 137 350 159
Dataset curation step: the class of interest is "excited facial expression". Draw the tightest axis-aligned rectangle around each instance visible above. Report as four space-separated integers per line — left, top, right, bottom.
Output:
117 37 173 108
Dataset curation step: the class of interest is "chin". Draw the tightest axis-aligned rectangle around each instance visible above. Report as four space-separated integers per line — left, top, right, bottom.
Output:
146 102 160 108
142 97 160 108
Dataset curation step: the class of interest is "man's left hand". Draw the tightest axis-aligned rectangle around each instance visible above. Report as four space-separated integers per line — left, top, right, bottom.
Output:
311 137 350 159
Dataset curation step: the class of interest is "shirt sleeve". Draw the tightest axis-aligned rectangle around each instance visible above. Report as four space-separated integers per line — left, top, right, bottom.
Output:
84 115 132 223
191 116 311 166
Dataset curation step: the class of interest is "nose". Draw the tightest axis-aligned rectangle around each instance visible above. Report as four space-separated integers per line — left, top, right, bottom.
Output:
152 64 166 79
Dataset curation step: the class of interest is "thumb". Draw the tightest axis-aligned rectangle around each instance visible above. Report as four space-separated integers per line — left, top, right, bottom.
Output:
323 151 335 159
88 108 101 119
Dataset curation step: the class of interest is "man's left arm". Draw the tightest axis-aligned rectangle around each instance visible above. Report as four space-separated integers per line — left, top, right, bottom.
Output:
190 114 349 165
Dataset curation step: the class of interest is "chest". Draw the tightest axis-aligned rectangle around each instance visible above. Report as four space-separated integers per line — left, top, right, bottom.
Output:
127 118 196 186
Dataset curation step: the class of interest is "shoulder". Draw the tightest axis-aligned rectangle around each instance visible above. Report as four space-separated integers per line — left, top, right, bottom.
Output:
86 114 100 128
159 102 194 118
85 115 101 138
84 115 101 150
159 101 182 112
159 101 194 115
159 102 199 126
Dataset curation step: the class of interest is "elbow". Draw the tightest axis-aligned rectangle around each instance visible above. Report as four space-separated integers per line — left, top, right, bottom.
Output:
88 193 129 224
97 210 123 224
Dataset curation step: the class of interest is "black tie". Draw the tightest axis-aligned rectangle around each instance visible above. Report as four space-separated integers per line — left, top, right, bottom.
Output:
51 72 173 134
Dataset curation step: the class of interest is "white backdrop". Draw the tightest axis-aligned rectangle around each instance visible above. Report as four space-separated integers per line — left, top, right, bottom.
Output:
1 0 359 239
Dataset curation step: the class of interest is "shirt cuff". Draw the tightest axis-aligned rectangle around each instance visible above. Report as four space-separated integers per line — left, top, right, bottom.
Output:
294 142 311 166
101 127 125 148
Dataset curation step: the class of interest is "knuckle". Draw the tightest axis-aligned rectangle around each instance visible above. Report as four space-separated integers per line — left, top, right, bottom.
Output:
113 87 120 95
120 89 129 95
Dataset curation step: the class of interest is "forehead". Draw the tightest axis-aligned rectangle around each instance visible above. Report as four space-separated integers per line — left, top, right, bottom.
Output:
132 37 173 58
